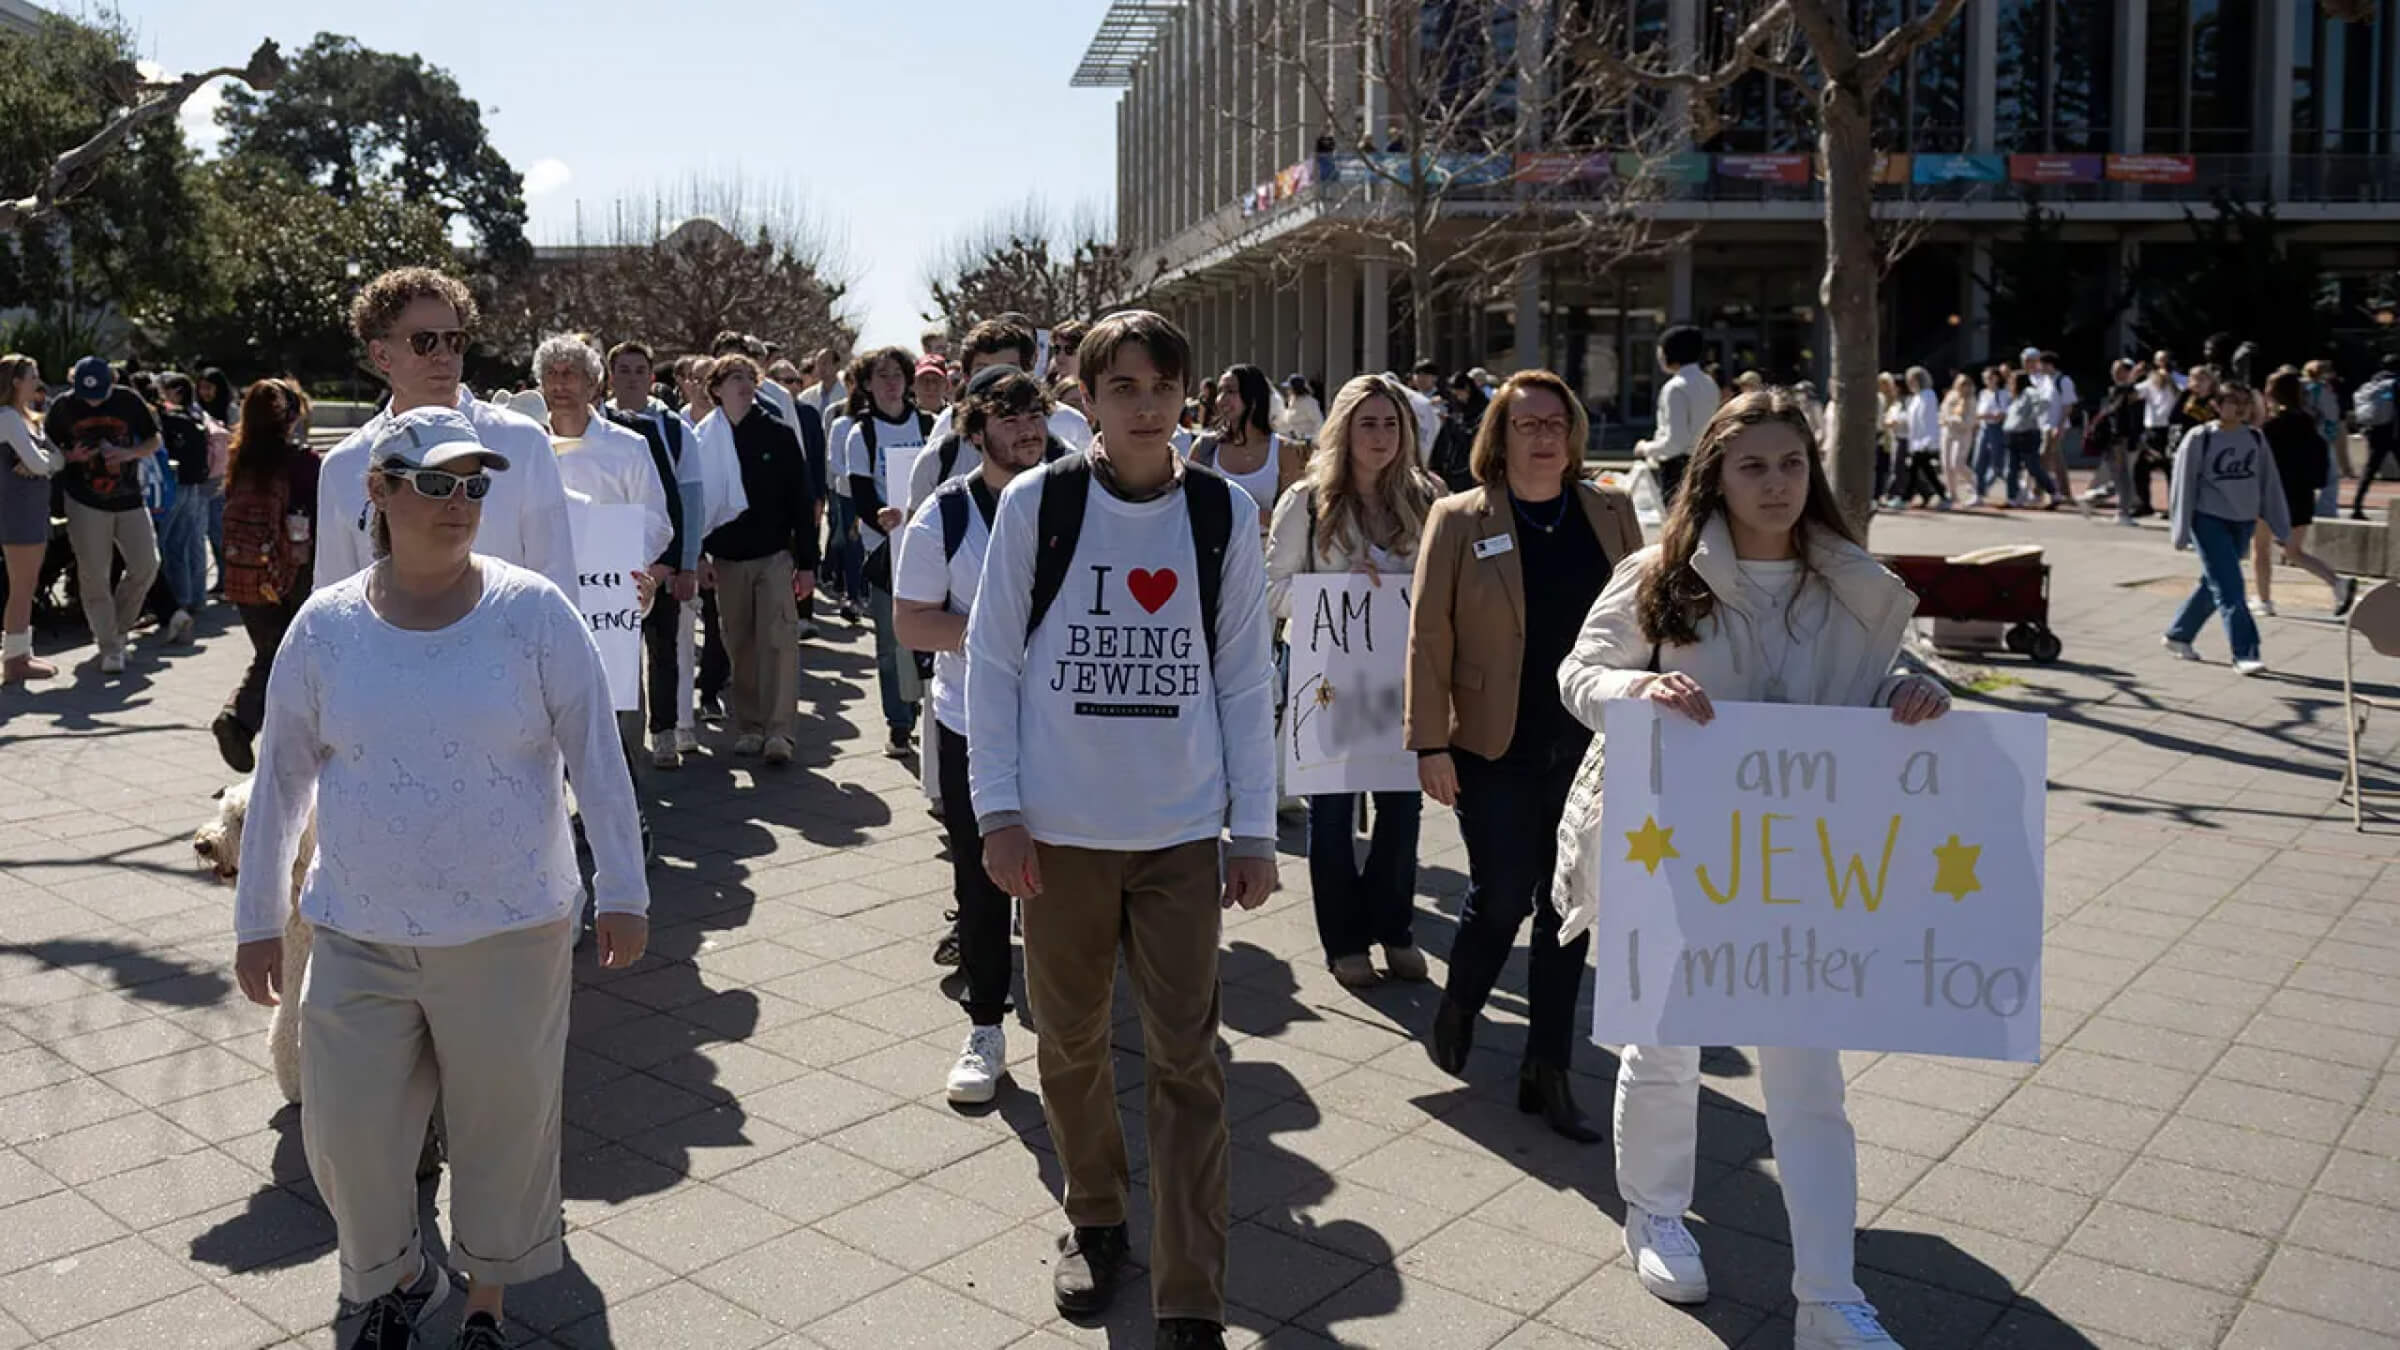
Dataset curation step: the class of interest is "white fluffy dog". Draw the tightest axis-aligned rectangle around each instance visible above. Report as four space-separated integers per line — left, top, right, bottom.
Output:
192 778 314 1105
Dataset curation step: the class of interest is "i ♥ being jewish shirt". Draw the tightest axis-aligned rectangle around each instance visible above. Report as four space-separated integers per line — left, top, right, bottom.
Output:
965 462 1278 857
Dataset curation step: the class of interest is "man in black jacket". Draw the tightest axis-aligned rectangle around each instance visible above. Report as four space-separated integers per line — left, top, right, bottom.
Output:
701 354 820 766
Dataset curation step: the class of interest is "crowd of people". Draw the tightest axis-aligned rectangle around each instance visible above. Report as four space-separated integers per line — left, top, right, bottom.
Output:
0 259 2388 1350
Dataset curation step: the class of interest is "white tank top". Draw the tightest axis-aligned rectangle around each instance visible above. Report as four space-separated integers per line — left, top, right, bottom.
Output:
1220 433 1282 517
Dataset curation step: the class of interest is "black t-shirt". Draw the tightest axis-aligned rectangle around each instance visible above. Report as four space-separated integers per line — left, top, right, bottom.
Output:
1509 496 1609 760
45 388 159 511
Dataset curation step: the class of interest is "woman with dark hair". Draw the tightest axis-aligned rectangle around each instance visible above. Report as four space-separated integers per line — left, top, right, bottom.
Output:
1556 387 1948 1350
1407 370 1644 1141
1192 364 1305 533
212 378 320 771
0 353 62 683
2165 380 2287 674
2252 369 2355 618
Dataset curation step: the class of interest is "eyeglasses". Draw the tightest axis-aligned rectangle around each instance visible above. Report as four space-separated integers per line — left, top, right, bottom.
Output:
1509 416 1572 440
403 329 469 358
382 467 492 501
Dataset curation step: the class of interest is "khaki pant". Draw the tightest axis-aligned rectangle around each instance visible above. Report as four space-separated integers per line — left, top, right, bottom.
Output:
63 497 158 654
1024 839 1227 1323
714 552 798 741
301 920 573 1302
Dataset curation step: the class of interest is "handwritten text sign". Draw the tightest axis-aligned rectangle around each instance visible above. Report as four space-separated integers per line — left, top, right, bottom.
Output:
1284 575 1417 796
1594 701 2046 1061
568 502 644 712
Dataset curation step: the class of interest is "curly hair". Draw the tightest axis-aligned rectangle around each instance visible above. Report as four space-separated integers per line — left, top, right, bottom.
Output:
348 267 478 344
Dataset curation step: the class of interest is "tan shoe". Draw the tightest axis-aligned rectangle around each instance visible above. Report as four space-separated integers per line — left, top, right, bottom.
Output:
2 654 56 683
1331 953 1380 988
1383 943 1429 982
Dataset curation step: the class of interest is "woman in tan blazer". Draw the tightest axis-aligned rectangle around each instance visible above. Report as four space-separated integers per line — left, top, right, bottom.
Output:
1406 369 1644 1142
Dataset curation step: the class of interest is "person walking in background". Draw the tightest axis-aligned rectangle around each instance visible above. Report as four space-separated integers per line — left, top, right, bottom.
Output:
154 372 214 645
1636 325 1716 507
702 354 820 766
2350 353 2399 520
1267 374 1438 989
2001 370 2054 508
46 355 161 674
1408 371 1644 1143
196 366 235 593
1875 372 1906 509
842 346 933 759
2165 381 2288 675
2089 358 2146 524
211 379 319 773
0 353 61 683
1557 387 1948 1350
2033 350 2079 510
2253 369 2357 619
1938 373 1974 507
2301 359 2349 519
2137 356 2182 518
1192 364 1306 533
1899 366 1946 509
231 406 648 1350
1972 365 2011 505
1277 373 1325 443
604 341 715 771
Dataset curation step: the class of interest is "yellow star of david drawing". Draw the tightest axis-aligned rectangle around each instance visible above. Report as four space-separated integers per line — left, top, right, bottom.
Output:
1624 816 1680 875
1932 834 1984 903
1314 681 1338 708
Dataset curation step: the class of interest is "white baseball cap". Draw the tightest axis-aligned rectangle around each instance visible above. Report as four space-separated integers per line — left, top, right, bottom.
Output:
371 406 512 473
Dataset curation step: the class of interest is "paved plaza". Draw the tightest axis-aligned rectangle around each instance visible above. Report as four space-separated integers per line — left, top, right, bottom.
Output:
0 506 2395 1349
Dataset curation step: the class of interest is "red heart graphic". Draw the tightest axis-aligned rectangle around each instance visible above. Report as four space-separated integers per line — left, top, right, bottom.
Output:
1127 568 1179 614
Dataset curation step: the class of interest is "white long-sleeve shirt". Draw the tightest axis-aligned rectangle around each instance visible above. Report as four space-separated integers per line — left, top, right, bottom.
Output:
0 407 61 475
231 559 648 946
317 389 579 597
1638 363 1720 465
1905 387 1941 447
550 412 673 564
964 460 1278 855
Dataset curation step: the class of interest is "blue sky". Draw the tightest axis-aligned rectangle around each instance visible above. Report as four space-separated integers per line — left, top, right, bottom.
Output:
102 0 1126 347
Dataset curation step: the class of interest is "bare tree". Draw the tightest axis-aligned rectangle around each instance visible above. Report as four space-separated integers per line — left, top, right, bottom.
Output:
489 175 858 366
1583 0 1968 532
925 200 1128 337
0 40 285 232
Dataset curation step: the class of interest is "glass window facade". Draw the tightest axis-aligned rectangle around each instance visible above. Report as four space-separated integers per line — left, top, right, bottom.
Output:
2293 0 2398 154
2146 0 2261 151
1997 0 2117 150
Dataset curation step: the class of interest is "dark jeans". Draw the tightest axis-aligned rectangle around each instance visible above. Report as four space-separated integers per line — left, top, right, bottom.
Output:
936 722 1014 1025
1654 455 1686 510
2005 429 2054 501
2166 513 2262 662
1306 791 1423 964
226 568 310 734
2356 429 2397 515
1447 742 1589 1070
1973 424 2008 498
1904 449 1947 504
698 587 729 703
643 590 681 735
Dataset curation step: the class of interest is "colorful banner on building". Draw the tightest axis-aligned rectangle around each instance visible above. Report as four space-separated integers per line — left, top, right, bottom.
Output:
1716 153 1812 184
1872 152 1913 185
1515 152 1615 185
1911 153 2007 185
2105 154 2197 184
1591 701 2048 1062
2008 154 2105 184
1622 151 1713 185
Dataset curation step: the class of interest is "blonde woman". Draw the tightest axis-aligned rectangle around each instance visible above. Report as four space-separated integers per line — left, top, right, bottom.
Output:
1939 373 1975 506
1874 372 1905 507
1267 375 1441 988
1 354 62 682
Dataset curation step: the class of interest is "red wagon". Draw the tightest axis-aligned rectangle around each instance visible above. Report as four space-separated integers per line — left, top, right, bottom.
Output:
1878 548 2064 664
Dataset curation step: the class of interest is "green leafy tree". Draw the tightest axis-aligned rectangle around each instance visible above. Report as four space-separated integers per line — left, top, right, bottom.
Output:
216 34 529 272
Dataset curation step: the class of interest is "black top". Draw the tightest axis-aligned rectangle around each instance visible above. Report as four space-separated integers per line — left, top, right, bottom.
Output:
45 388 159 510
2263 407 2328 498
1509 495 1608 761
161 407 211 486
705 406 821 568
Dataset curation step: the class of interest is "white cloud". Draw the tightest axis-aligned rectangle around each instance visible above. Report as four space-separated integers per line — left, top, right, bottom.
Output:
134 62 230 157
522 158 573 198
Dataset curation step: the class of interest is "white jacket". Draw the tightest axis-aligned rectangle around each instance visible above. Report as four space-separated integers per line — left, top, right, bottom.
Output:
1548 515 1918 940
1263 481 1423 622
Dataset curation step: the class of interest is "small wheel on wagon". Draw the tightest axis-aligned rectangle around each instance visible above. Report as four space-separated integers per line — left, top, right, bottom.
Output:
2004 623 2036 654
2028 629 2063 664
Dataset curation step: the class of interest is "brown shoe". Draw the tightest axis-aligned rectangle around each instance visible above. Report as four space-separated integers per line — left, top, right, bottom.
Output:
1331 953 1380 988
2 654 56 684
1382 943 1429 982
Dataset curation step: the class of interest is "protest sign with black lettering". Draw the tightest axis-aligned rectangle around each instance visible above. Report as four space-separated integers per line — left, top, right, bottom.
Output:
1593 701 2046 1061
1284 575 1417 796
567 501 644 712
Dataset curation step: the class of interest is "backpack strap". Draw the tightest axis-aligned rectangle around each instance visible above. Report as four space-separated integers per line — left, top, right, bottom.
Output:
1025 454 1094 645
1183 463 1234 666
917 409 936 440
939 479 971 562
935 432 963 484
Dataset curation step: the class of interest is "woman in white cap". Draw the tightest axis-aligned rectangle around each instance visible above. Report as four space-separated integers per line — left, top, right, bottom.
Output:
231 405 649 1350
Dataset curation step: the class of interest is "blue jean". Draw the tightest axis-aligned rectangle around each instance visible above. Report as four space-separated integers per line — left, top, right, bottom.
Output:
2166 514 2261 662
868 585 917 734
1306 791 1423 964
1973 425 2007 498
203 483 225 584
2004 430 2054 502
827 495 866 604
156 486 209 612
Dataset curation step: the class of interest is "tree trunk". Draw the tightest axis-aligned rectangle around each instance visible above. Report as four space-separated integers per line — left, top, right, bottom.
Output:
1817 81 1882 539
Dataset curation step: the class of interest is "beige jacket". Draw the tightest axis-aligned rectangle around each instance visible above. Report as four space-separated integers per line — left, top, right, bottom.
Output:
1263 481 1427 621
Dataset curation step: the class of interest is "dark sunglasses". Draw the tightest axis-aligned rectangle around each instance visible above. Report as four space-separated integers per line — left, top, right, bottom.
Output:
403 329 469 358
382 467 492 501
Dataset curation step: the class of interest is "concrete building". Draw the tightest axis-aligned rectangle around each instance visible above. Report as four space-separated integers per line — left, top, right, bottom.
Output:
1081 1 2400 446
0 0 46 38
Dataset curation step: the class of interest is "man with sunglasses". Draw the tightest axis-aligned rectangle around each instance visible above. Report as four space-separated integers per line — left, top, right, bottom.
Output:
317 268 577 597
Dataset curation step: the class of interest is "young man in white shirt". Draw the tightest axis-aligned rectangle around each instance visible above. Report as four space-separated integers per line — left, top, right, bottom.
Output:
605 342 717 768
2029 348 2078 511
319 269 578 598
844 347 934 757
893 368 1053 1105
909 320 1074 509
965 311 1275 1350
1637 325 1719 507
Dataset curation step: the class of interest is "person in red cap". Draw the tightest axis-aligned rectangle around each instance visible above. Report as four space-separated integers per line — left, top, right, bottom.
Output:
914 354 953 417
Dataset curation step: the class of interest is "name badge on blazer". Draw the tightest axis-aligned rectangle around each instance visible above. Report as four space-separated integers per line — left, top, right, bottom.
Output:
1474 534 1514 560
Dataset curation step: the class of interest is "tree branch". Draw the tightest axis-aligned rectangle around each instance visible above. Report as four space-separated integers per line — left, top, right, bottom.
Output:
1860 0 1970 85
1578 1 1796 95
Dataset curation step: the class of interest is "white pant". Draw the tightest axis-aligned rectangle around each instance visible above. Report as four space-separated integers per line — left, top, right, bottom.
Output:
1614 1043 1864 1305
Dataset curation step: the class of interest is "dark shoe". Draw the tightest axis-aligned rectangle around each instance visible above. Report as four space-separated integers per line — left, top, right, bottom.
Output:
1157 1318 1227 1349
886 727 914 759
640 815 656 867
1052 1222 1129 1316
697 692 726 722
212 710 256 774
1519 1062 1604 1143
2335 577 2360 619
1429 994 1475 1077
933 928 962 967
2351 509 2370 521
451 1311 506 1350
336 1251 450 1349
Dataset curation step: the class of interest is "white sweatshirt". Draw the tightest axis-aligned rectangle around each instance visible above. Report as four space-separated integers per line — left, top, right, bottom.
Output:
317 389 579 598
550 412 673 564
892 478 996 736
964 462 1278 855
231 559 648 946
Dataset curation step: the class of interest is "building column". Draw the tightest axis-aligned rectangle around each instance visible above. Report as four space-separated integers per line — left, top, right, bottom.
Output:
1966 0 1999 151
1668 246 1695 324
1514 259 1543 375
1360 259 1391 376
2259 0 2296 196
1962 236 1992 363
2112 1 2147 154
2112 239 2140 362
1325 254 1358 387
1250 275 1274 367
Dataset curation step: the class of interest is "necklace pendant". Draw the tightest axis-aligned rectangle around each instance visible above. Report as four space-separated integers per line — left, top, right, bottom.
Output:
1762 676 1789 704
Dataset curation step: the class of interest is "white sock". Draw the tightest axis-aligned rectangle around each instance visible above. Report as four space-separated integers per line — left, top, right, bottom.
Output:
2 629 29 661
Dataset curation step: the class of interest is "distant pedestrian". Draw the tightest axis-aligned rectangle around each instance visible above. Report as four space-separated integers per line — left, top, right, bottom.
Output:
1938 373 1974 505
1972 366 2010 504
154 372 214 644
2350 353 2399 520
1637 326 1716 506
2252 368 2356 619
2164 381 2286 675
0 353 62 684
2002 371 2055 507
211 379 319 773
46 355 162 674
2301 359 2349 518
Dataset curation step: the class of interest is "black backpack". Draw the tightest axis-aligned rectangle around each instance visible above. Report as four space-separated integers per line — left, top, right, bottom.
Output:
1024 453 1237 664
936 474 1001 562
858 409 936 466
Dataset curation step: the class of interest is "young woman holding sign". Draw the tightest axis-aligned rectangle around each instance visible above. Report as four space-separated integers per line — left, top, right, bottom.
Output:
1266 374 1442 989
1406 370 1644 1142
1555 388 1948 1350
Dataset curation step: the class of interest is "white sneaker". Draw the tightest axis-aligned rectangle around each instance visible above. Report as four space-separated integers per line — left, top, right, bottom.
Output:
1623 1207 1708 1304
1795 1300 1901 1349
674 727 699 754
946 1025 1006 1105
2162 637 2200 661
2249 597 2276 617
98 647 125 674
2234 658 2269 677
165 609 195 643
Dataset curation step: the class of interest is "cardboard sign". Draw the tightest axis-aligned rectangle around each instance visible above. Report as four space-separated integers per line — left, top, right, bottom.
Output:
568 502 645 712
883 443 929 515
1284 575 1417 796
1593 701 2047 1061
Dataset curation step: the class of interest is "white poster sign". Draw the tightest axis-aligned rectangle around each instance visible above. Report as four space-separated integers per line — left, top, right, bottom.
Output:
884 443 929 515
1283 575 1418 796
1593 701 2047 1061
568 502 644 712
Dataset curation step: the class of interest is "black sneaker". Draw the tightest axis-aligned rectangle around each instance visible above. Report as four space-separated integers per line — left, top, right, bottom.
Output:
451 1311 505 1350
640 816 656 867
336 1254 450 1349
885 727 914 759
1052 1222 1129 1316
1157 1318 1226 1349
211 710 255 775
698 692 726 723
933 928 962 967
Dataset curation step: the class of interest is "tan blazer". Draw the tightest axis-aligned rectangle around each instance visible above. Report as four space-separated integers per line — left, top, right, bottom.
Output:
1405 479 1645 761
